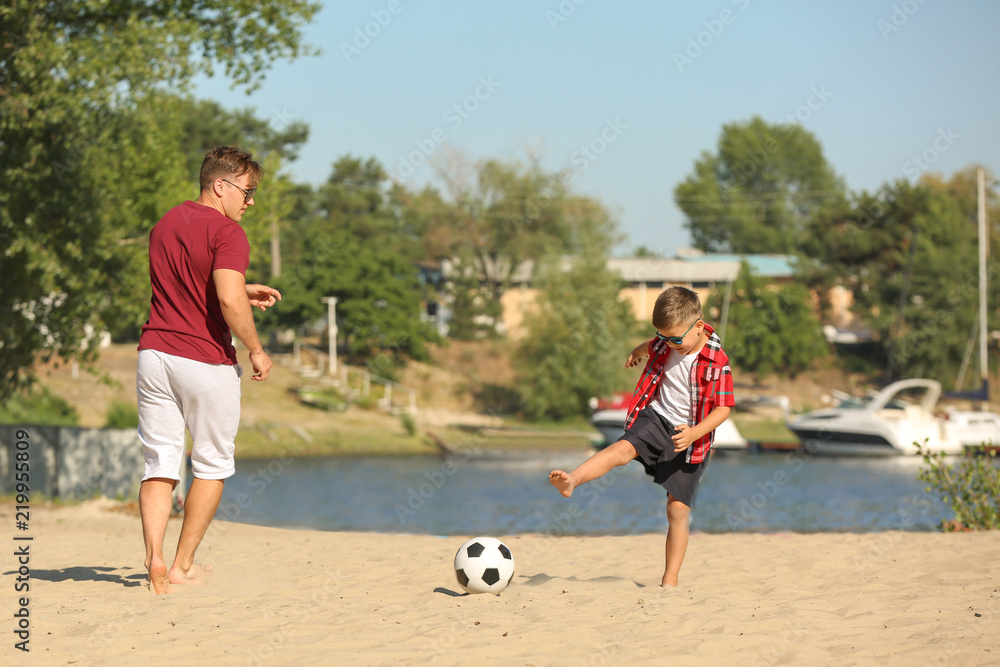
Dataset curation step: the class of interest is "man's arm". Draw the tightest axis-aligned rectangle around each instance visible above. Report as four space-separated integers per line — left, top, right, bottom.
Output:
213 268 272 381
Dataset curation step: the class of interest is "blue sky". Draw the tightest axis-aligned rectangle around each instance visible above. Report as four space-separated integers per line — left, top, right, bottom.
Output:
193 0 1000 256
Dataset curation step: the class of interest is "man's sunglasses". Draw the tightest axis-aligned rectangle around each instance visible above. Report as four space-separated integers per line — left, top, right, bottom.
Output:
656 318 701 346
222 179 256 204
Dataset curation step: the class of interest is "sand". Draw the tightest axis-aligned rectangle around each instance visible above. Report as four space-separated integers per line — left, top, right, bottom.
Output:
4 499 998 666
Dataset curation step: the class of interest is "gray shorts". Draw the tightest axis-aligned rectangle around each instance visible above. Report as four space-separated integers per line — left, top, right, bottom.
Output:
621 407 708 506
137 349 242 481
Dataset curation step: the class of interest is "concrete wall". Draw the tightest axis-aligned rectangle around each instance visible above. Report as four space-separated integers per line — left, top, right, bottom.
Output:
0 426 144 500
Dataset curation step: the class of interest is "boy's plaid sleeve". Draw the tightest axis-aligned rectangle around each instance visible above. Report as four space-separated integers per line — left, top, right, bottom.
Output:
717 363 735 408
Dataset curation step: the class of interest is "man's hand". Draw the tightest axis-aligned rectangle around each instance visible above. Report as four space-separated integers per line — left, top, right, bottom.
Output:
246 284 281 311
248 349 272 382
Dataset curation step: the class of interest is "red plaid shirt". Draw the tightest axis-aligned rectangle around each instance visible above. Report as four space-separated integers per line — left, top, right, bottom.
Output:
625 323 735 464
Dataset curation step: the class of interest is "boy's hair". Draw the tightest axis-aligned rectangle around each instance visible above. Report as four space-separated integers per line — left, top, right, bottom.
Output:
651 286 703 330
199 145 263 192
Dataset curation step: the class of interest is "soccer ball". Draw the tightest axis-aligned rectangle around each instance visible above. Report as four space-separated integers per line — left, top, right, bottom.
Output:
454 536 515 595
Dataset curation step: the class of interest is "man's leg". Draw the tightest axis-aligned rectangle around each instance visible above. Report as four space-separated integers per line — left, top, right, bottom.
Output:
662 494 691 587
168 477 224 585
549 439 637 497
140 477 178 595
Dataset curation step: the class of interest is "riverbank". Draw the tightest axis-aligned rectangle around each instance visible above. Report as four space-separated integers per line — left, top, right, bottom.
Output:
5 499 997 665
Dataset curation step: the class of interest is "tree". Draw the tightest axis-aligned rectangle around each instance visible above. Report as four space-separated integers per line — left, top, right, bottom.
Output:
433 152 622 336
675 116 845 254
513 253 636 420
798 177 996 384
264 157 438 366
264 227 435 365
706 262 828 383
1 0 320 399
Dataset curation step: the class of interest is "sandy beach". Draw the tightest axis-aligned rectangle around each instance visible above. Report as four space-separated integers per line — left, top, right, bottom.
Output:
4 499 998 666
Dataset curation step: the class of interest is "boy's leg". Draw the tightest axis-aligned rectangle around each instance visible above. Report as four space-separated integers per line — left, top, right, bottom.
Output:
169 477 224 585
139 477 178 595
662 494 691 588
549 439 636 497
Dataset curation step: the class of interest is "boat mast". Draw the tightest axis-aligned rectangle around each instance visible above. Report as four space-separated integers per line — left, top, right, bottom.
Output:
978 167 988 409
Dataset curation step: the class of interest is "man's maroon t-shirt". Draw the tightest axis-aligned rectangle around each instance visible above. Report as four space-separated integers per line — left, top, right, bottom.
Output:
138 200 250 365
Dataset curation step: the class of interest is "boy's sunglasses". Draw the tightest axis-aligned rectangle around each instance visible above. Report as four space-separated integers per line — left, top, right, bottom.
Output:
656 318 701 346
222 179 256 204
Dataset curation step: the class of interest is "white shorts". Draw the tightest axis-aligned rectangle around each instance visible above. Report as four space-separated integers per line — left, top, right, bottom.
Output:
137 349 242 481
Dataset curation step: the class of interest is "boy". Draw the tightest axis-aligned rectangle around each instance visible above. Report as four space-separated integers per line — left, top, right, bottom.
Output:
549 286 734 587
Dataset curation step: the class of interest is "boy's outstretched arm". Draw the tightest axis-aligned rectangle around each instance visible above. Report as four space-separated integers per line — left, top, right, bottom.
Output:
625 339 654 367
671 406 732 452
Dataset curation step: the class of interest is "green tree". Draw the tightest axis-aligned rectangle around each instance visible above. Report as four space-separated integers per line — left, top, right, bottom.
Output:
513 253 636 420
433 154 622 337
264 157 437 365
675 116 845 254
265 227 435 365
1 0 319 400
798 178 994 384
707 262 828 383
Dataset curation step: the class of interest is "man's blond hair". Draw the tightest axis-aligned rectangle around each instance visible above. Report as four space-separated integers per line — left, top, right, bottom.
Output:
199 145 263 192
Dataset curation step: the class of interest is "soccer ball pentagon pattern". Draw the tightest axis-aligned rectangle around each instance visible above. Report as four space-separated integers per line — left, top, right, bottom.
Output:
453 537 515 595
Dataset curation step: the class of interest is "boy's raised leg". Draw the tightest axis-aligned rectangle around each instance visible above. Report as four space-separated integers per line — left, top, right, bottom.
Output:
549 440 636 497
662 494 691 587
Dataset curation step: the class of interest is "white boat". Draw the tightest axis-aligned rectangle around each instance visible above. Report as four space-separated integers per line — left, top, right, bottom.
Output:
785 378 1000 456
589 409 749 453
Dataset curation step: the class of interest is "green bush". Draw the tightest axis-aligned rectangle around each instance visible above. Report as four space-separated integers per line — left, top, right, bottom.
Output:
399 412 416 437
0 387 79 426
916 442 1000 531
104 401 139 429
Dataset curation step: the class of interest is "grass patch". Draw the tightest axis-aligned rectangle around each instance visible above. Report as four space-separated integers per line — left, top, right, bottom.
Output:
731 415 799 444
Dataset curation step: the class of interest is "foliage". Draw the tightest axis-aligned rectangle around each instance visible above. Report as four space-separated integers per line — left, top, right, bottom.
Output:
917 443 1000 531
104 401 140 429
433 153 622 335
0 0 319 400
798 177 999 385
675 116 845 254
707 262 828 382
263 157 439 364
513 253 636 420
0 388 80 426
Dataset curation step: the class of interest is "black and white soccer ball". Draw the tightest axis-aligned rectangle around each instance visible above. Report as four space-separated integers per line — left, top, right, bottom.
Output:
453 536 515 595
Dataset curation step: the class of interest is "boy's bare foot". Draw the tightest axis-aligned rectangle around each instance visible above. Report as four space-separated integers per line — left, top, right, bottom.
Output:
146 556 172 595
549 470 576 498
169 562 214 586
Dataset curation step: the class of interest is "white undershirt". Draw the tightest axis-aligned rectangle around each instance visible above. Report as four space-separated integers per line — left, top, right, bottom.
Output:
650 348 697 427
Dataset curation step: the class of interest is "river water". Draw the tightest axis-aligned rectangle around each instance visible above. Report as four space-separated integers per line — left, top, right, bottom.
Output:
212 449 953 535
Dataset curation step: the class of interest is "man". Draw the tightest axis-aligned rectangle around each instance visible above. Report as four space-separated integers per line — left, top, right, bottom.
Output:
136 145 280 594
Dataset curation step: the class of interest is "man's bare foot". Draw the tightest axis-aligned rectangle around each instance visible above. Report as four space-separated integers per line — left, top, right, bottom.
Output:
661 576 679 588
168 562 214 586
549 470 576 498
146 556 172 595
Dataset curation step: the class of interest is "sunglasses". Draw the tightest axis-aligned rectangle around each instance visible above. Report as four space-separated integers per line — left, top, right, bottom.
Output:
222 179 256 204
656 318 701 346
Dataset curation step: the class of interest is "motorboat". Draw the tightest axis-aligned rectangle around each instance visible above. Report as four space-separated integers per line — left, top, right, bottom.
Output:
785 378 1000 456
589 406 749 453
